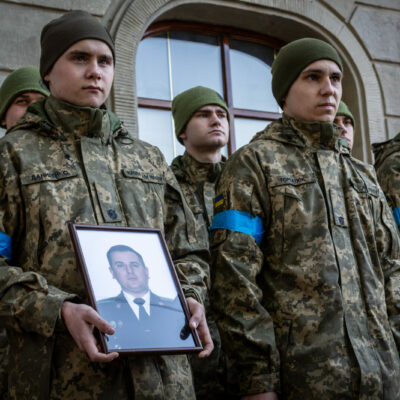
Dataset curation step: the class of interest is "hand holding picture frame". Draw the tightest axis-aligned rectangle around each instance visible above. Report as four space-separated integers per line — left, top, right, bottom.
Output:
68 224 203 355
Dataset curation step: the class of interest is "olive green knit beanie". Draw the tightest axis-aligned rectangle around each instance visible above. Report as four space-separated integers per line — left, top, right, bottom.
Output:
172 86 230 144
0 66 49 126
40 10 115 82
271 38 343 106
336 101 355 129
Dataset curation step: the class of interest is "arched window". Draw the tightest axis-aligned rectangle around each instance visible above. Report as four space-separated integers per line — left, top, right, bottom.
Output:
136 21 284 163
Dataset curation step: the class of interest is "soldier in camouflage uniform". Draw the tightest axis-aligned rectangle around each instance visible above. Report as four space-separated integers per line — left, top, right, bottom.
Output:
334 100 355 150
373 132 400 231
210 38 400 399
170 86 231 399
0 11 212 400
0 65 49 399
0 66 49 130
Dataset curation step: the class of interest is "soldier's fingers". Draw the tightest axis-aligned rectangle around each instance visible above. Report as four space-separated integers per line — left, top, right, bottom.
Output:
186 297 204 329
197 322 214 358
85 307 115 335
84 339 119 363
185 298 214 356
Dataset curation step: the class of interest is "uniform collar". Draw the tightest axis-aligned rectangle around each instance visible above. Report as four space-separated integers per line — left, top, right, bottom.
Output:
283 114 341 151
44 96 111 142
180 151 225 183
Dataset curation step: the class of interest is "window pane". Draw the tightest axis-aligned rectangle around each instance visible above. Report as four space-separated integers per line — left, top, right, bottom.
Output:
138 108 186 163
234 118 271 151
230 39 279 113
170 32 223 97
138 108 181 164
136 34 171 100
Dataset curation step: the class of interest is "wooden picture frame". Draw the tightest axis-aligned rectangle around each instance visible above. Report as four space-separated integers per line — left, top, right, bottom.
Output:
68 223 202 355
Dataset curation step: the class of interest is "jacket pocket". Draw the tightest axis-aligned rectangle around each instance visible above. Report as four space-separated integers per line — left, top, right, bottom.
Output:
348 176 379 232
117 169 165 229
268 174 317 261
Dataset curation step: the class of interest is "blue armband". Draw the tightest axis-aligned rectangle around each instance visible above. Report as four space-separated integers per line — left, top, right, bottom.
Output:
0 232 12 260
393 206 400 227
210 210 264 245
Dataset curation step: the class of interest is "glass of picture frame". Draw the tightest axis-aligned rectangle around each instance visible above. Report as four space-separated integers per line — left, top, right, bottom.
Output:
68 223 203 355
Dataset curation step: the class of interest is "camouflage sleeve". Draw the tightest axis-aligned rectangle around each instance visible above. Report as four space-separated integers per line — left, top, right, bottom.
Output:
164 165 210 304
374 181 400 351
375 152 400 230
0 142 76 337
210 147 280 395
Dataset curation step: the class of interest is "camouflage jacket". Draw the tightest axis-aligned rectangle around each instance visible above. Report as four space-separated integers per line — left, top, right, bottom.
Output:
210 115 400 399
171 151 225 237
171 151 228 400
0 96 209 400
373 132 400 229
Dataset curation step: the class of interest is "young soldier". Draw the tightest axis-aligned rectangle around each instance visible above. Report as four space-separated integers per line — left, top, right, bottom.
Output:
373 132 400 230
210 38 400 399
334 100 355 150
171 86 229 236
0 11 212 400
170 86 230 399
0 66 49 129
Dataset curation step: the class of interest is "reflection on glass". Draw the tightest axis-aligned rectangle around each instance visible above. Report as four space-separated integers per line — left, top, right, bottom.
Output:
138 108 185 164
230 39 279 113
170 32 223 97
136 34 170 100
234 118 271 151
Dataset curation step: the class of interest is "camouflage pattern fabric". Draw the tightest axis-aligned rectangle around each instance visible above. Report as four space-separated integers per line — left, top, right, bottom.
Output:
373 132 400 230
0 96 210 400
171 152 230 400
171 151 225 232
210 115 400 399
0 330 7 399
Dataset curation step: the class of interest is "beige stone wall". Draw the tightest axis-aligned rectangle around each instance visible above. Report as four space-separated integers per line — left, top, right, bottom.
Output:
0 0 399 162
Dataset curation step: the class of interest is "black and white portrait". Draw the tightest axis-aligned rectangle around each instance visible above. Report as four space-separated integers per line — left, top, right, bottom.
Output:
69 225 199 353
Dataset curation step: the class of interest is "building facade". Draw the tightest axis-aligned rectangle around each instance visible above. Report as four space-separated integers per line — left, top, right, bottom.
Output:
0 0 399 163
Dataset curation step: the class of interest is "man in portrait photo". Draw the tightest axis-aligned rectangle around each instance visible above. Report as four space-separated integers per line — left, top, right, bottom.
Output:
98 245 193 350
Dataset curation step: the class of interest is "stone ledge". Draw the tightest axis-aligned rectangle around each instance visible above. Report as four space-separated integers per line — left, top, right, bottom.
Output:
2 0 111 16
320 0 355 22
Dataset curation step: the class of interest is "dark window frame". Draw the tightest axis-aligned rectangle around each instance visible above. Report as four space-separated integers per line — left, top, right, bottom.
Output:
138 20 284 154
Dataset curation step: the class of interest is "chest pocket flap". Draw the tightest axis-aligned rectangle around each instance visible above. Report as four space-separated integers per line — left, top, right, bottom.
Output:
350 177 379 198
268 174 316 199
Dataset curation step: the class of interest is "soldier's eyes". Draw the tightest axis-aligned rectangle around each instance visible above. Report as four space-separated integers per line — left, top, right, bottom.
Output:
306 74 319 81
73 55 87 62
15 99 29 105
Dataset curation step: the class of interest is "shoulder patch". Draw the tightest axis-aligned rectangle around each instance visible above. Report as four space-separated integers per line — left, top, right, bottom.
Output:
214 193 227 214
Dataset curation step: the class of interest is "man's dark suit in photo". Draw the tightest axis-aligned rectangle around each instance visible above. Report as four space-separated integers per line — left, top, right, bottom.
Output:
98 291 194 350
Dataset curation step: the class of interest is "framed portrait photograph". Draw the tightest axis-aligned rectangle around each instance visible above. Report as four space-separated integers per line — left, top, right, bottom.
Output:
68 224 203 355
